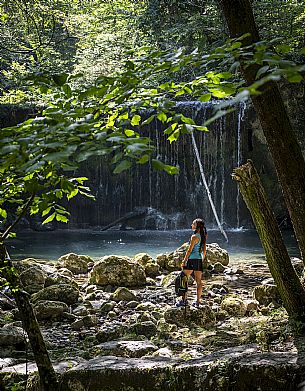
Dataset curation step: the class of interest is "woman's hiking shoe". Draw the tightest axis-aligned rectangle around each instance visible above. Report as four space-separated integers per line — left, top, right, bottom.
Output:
176 300 188 307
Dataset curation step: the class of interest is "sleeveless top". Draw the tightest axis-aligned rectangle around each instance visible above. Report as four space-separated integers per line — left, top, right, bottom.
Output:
189 233 203 259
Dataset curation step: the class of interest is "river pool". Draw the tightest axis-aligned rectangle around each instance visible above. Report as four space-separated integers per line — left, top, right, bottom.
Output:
6 228 299 265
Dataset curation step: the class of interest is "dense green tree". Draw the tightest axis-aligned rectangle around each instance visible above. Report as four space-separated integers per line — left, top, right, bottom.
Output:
218 0 305 263
0 0 77 96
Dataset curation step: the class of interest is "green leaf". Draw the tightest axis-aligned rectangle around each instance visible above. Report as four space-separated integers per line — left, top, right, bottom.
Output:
168 130 180 143
275 44 291 54
131 115 141 126
256 65 270 79
111 152 123 164
0 208 7 219
157 112 167 123
42 207 52 217
199 93 211 102
210 89 227 98
0 145 19 154
67 189 79 200
152 159 165 171
56 214 69 223
137 155 150 164
216 72 232 79
164 123 178 135
229 61 240 73
287 73 303 83
42 212 56 225
62 84 72 98
125 129 135 137
164 165 179 175
142 115 155 125
119 112 129 120
180 115 195 125
52 73 69 86
175 90 185 97
75 177 88 184
113 160 132 174
193 125 208 132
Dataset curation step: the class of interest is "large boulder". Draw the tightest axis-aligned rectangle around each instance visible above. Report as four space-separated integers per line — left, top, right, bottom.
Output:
164 305 215 327
0 325 24 346
206 243 229 266
57 253 92 274
57 347 303 391
156 244 186 271
111 287 138 302
14 259 46 294
94 340 158 358
44 272 77 288
134 253 153 267
31 284 79 305
161 272 180 288
253 284 281 306
89 255 146 287
134 253 160 277
144 262 160 278
132 321 157 338
33 300 69 320
157 242 229 271
221 295 247 316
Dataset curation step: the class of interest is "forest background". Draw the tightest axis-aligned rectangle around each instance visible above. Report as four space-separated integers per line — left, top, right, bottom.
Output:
1 0 305 104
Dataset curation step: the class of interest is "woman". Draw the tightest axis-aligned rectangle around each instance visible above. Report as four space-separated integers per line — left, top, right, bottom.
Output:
177 218 207 308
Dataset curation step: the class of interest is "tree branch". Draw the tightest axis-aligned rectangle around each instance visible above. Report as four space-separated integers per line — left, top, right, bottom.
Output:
1 193 36 241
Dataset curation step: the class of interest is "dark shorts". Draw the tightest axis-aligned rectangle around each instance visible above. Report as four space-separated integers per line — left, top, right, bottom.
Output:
184 258 203 272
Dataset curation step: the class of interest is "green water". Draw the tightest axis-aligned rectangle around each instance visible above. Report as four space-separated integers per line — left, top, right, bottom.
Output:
7 229 299 265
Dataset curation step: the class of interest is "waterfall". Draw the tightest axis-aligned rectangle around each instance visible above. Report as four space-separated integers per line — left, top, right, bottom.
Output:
220 115 225 225
191 131 228 241
65 100 250 230
236 101 246 228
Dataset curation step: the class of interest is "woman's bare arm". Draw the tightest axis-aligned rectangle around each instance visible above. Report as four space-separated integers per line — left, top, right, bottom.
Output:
181 235 199 267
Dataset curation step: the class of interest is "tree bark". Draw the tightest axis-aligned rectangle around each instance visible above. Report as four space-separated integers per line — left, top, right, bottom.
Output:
233 160 305 321
218 0 305 262
0 243 59 391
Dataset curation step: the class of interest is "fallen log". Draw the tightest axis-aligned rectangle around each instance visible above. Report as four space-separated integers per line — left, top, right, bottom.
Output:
101 207 148 231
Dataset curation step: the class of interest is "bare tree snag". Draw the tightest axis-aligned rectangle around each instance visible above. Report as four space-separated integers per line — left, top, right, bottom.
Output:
218 0 305 263
233 160 305 321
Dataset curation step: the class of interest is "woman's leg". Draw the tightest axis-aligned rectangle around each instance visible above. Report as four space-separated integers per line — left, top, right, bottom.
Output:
194 271 203 304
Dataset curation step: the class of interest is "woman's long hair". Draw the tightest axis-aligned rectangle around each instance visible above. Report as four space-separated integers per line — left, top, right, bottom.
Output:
194 218 207 253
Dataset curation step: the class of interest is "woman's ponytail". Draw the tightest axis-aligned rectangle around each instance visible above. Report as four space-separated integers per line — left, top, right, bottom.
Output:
194 218 207 253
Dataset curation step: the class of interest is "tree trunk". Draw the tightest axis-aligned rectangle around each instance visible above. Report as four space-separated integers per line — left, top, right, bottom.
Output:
233 160 305 321
218 0 305 262
0 242 59 391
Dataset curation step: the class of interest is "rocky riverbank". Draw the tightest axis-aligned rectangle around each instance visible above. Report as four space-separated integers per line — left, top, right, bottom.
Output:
0 243 304 390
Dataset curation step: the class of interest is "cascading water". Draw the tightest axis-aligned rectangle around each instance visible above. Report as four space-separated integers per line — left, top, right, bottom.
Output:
191 130 228 241
236 101 246 228
67 100 250 229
